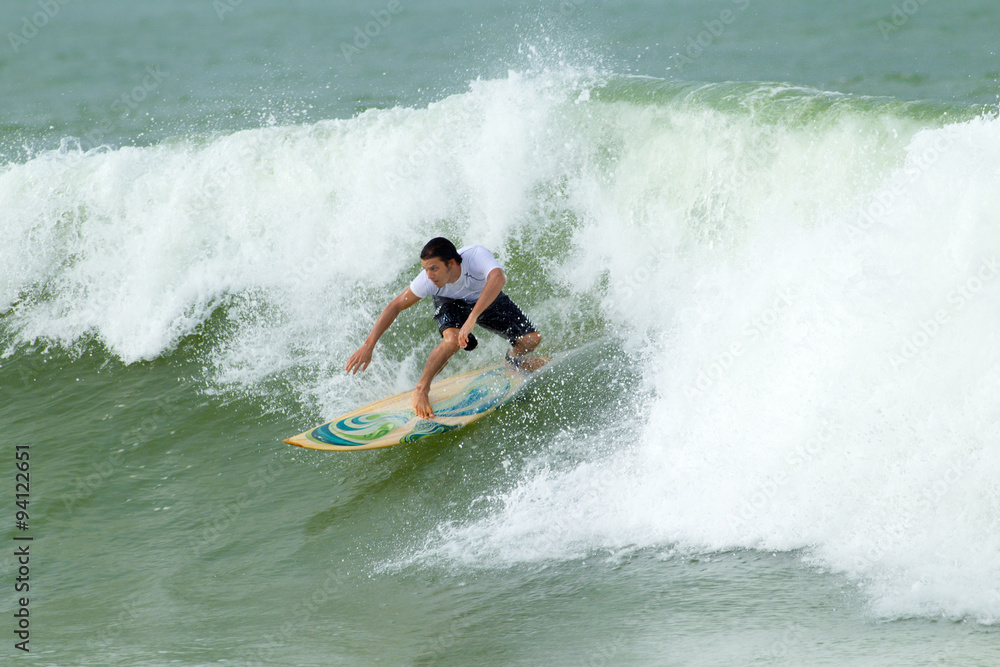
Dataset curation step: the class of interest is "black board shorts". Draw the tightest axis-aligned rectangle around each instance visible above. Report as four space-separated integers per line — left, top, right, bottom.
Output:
432 292 537 345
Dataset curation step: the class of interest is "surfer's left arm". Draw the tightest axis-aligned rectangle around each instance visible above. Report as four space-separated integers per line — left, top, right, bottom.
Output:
459 268 505 348
346 287 422 374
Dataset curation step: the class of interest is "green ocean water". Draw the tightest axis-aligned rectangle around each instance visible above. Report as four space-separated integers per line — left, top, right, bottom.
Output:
3 1 1000 665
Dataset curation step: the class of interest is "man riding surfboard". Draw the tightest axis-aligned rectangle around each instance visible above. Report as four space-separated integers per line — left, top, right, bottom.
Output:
345 237 543 419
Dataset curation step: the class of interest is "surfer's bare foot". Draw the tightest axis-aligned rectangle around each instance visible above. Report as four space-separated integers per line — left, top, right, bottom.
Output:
519 356 547 372
505 351 546 372
412 388 434 419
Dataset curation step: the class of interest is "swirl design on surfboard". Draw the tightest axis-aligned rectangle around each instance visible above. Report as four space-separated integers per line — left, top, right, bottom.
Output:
306 368 517 447
311 412 411 446
402 420 461 442
433 370 512 417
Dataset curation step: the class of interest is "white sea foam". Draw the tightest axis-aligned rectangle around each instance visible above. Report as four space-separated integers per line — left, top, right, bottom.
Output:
3 70 999 621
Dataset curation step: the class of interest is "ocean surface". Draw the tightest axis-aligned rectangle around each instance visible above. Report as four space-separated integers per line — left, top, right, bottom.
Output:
3 0 1000 664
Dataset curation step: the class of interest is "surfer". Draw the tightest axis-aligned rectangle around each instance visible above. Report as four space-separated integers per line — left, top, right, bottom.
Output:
345 237 542 418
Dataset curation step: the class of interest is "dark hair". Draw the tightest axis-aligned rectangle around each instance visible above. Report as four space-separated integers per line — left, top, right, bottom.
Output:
420 237 462 264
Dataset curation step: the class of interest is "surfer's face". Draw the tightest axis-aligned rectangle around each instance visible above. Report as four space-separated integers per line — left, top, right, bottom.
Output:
421 257 460 288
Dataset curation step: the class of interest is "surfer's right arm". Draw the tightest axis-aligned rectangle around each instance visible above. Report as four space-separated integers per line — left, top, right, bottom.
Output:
345 287 422 374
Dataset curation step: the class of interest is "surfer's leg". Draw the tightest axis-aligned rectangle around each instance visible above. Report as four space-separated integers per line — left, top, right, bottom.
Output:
432 296 477 351
413 327 462 418
476 292 541 368
510 331 541 357
477 293 536 341
505 331 543 370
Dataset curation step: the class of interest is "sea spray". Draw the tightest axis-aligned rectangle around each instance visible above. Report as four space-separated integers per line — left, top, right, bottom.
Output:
3 71 999 622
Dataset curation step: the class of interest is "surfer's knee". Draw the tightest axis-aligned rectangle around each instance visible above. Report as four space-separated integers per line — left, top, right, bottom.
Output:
440 328 462 352
518 331 541 350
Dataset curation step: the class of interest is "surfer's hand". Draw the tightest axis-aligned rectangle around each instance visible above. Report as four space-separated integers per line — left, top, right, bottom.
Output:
458 320 476 349
412 387 434 419
345 345 373 374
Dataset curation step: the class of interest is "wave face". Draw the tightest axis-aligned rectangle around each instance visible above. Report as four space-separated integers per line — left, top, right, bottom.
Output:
3 70 999 622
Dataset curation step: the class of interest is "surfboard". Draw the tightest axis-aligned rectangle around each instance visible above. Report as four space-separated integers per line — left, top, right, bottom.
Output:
283 359 547 451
